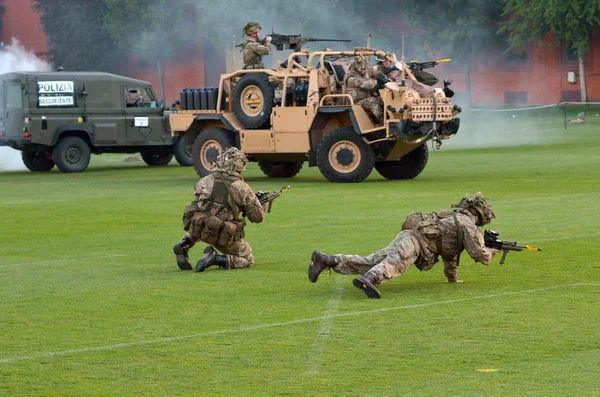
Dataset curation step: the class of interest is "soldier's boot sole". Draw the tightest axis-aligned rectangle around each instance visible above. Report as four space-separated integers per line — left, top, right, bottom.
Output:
195 247 217 272
307 251 325 283
173 244 192 271
352 276 382 299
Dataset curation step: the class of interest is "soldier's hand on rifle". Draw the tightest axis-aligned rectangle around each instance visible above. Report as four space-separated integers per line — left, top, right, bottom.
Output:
264 36 272 43
489 248 499 257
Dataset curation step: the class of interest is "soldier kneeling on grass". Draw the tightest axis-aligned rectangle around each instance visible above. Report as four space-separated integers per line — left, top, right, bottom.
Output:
173 147 265 272
307 193 499 299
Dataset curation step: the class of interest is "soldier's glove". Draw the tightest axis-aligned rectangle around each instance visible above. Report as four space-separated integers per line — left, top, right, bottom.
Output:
376 73 388 89
444 77 452 88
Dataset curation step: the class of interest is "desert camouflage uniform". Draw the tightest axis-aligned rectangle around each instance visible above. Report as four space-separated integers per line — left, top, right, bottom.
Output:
329 208 494 284
241 39 272 70
191 172 264 268
344 63 383 122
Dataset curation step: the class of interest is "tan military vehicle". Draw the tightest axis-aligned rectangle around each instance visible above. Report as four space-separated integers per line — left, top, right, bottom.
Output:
169 48 460 182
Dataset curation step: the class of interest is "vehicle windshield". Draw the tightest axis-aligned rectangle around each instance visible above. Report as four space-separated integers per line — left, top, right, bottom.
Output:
124 86 156 108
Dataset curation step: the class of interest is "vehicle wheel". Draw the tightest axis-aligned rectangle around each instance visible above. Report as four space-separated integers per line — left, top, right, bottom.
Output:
173 137 193 166
232 73 274 129
192 128 235 177
374 144 429 180
52 136 91 173
258 161 303 178
141 151 173 166
22 151 55 172
316 126 374 183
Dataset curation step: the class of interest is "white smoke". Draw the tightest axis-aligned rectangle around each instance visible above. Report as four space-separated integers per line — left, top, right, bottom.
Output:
0 39 51 171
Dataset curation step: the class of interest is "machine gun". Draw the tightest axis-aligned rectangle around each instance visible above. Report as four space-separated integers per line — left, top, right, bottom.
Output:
408 58 452 72
264 30 351 52
483 230 542 265
256 186 290 214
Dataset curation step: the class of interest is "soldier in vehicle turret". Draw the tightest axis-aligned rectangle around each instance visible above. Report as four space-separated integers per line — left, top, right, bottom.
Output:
241 21 272 70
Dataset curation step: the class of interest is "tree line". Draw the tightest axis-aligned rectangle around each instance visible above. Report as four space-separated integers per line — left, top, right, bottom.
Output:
32 0 600 103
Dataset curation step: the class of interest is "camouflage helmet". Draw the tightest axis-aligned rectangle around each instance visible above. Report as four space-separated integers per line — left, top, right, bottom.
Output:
214 147 248 174
349 55 369 72
452 192 496 225
243 21 262 36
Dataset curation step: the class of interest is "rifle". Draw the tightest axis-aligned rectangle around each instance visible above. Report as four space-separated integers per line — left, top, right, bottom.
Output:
483 230 542 265
256 186 290 214
264 29 351 52
408 58 452 72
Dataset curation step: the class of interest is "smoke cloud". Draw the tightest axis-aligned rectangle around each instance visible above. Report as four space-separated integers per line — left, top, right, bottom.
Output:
0 39 50 171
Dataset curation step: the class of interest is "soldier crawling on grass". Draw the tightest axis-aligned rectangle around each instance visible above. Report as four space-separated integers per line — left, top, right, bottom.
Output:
173 147 265 272
240 21 272 70
307 193 499 299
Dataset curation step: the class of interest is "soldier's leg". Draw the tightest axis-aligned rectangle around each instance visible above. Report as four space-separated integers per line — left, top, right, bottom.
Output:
214 239 254 269
353 232 421 299
173 234 198 270
308 249 385 283
360 97 383 123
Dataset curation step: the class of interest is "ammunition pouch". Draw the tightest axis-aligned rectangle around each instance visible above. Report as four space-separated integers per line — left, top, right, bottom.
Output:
413 219 442 271
182 202 200 231
189 213 245 246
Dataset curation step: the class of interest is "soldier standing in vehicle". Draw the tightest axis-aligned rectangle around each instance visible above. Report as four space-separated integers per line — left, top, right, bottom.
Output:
241 21 272 70
375 54 403 82
344 55 385 124
173 147 265 272
307 193 499 298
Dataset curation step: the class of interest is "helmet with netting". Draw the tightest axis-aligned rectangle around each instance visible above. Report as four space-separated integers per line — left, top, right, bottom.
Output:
214 147 248 174
349 55 369 72
452 192 496 225
243 21 262 36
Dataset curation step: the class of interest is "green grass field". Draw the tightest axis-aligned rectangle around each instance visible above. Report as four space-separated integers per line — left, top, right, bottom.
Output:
1 108 599 396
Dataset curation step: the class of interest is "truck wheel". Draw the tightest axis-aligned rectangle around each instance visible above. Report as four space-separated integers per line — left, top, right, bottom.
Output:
173 137 193 166
316 126 374 183
258 161 303 178
374 144 429 180
53 136 91 173
192 128 235 177
232 73 274 129
141 151 173 166
22 151 55 172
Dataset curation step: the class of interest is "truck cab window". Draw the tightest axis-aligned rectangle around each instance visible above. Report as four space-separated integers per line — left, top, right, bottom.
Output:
125 87 154 108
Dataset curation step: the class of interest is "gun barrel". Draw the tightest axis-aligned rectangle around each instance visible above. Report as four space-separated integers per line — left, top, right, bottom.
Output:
526 245 542 252
307 38 352 42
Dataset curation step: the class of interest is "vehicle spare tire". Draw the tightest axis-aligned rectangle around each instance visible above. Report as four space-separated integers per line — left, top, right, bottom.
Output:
232 73 274 129
374 144 429 180
258 161 303 178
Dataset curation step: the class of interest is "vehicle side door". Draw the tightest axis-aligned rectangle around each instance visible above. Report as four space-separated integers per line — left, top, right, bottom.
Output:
123 86 168 145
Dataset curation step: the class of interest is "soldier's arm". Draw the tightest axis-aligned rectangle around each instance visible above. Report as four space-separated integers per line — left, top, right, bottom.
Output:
354 76 379 90
234 181 264 223
193 175 213 200
442 255 461 283
249 41 272 56
462 223 495 265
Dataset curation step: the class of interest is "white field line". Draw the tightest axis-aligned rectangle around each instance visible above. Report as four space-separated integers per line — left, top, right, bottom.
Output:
0 254 128 268
305 276 345 376
0 283 598 365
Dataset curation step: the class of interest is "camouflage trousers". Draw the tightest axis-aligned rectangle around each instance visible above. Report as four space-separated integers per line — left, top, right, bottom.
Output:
212 239 254 269
357 97 383 123
331 231 421 284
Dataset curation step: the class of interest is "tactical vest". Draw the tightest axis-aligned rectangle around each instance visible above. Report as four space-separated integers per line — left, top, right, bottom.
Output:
343 73 372 102
242 40 264 69
183 173 246 246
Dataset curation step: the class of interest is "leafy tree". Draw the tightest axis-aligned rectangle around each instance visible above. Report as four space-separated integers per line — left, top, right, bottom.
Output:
500 0 600 102
402 0 505 107
103 0 198 103
33 0 118 72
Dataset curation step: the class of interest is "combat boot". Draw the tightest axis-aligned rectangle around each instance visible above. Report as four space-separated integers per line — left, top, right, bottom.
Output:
173 235 195 270
308 251 338 283
352 273 382 299
195 248 229 272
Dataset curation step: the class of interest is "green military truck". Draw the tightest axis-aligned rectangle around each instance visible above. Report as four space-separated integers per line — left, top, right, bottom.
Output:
0 71 192 172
